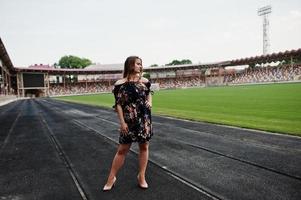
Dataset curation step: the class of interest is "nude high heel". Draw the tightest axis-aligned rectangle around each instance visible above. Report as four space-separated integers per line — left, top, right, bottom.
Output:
137 174 148 189
103 176 117 192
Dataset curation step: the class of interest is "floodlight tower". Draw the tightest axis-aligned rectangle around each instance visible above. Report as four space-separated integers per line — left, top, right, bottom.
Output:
258 5 272 55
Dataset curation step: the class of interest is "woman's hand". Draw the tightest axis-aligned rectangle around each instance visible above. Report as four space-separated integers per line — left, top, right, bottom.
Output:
120 122 129 135
145 100 152 109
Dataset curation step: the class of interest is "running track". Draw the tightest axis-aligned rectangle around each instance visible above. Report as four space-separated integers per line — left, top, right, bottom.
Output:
0 98 301 200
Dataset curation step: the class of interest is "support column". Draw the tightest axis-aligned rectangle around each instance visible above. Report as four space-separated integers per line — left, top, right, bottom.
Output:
85 74 88 91
44 73 49 97
0 67 3 95
5 72 8 95
17 73 20 97
63 74 66 93
8 75 11 95
20 73 25 97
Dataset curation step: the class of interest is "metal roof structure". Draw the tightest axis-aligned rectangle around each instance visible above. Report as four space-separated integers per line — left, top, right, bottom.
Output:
0 38 14 74
15 48 300 75
229 48 301 66
14 65 123 75
143 61 229 72
85 63 123 71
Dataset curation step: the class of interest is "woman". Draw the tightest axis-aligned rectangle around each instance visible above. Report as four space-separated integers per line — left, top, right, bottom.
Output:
103 56 153 191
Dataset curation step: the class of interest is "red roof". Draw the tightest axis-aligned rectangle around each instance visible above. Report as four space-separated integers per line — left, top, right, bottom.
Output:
28 64 54 69
230 48 301 65
9 48 301 75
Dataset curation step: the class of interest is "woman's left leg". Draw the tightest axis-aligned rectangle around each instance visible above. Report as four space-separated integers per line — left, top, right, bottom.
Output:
138 142 149 188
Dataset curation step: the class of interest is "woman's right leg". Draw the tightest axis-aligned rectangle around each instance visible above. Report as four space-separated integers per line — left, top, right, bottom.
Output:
104 143 131 186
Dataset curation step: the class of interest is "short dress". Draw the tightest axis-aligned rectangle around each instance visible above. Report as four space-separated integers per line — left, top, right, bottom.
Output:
113 80 153 144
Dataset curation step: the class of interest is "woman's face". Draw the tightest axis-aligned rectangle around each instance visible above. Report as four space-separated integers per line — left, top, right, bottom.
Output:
133 58 142 73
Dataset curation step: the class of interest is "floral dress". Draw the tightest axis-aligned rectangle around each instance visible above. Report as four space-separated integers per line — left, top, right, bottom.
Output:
113 80 153 144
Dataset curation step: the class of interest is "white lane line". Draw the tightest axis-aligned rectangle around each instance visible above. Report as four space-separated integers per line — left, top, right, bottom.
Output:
48 101 301 184
153 121 301 153
35 102 89 200
0 111 22 156
72 119 221 200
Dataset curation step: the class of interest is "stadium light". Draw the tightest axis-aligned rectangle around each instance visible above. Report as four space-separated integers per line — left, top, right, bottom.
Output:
258 5 272 55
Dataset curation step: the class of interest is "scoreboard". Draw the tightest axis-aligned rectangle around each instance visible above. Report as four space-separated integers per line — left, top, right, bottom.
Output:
23 73 44 88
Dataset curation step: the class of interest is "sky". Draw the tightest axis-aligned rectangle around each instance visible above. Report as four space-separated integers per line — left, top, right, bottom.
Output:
1 0 301 67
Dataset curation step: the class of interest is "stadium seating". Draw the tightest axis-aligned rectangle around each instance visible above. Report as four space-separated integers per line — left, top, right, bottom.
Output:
48 64 301 96
225 64 301 84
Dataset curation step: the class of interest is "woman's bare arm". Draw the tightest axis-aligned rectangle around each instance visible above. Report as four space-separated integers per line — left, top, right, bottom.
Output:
146 93 152 108
116 104 129 134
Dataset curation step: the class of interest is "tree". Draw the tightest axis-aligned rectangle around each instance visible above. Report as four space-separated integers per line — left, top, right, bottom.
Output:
180 59 192 64
81 58 93 68
58 55 92 69
166 59 192 66
150 64 159 67
166 60 181 66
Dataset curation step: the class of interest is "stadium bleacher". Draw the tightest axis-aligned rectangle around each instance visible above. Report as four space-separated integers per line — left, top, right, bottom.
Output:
45 63 301 96
225 64 301 85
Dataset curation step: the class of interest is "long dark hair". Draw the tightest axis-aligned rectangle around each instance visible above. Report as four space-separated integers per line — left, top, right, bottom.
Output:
123 56 142 78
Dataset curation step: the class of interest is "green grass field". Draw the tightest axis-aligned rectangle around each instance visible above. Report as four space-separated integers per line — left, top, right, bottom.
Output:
55 83 301 136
